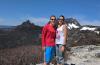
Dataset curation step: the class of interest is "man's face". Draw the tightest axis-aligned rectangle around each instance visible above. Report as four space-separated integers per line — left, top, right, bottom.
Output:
50 16 56 26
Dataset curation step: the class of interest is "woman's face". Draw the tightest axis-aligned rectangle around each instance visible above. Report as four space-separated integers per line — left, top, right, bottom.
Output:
58 17 64 25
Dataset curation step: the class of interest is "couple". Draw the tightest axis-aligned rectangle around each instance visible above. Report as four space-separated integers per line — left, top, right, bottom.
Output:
42 15 68 65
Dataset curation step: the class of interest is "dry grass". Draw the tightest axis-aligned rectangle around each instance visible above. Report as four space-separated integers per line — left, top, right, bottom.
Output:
0 45 43 65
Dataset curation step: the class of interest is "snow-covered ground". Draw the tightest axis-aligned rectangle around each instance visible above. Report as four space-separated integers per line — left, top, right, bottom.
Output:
80 26 100 34
67 22 100 34
80 27 96 31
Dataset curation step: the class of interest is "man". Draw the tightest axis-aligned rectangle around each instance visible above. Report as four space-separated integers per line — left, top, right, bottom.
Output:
42 15 56 65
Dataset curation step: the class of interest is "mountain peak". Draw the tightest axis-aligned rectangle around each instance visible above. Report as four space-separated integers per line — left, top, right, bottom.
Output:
65 18 81 26
65 18 81 30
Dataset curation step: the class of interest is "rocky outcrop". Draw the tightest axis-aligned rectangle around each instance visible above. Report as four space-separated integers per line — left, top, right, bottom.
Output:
66 45 100 65
0 20 42 49
65 18 100 47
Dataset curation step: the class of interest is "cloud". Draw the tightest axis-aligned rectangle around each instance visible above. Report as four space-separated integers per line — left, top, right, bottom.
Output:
29 16 100 26
0 18 5 23
0 18 22 26
71 15 100 26
0 17 49 26
0 16 99 26
28 17 49 26
79 20 100 26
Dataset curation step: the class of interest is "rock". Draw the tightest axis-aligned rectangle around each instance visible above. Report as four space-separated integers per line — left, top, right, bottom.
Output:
95 53 100 58
66 45 100 65
36 63 54 65
36 63 71 65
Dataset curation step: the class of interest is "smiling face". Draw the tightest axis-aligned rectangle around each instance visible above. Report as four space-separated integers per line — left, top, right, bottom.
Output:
50 16 56 26
58 16 64 25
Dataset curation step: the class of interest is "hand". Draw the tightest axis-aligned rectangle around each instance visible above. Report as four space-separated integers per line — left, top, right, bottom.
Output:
60 46 65 52
42 47 46 51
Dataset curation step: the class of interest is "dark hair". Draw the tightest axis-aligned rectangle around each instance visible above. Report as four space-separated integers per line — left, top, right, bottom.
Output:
58 15 67 25
59 15 65 20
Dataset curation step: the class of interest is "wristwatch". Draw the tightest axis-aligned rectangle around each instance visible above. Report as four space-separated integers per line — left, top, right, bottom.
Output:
62 45 66 46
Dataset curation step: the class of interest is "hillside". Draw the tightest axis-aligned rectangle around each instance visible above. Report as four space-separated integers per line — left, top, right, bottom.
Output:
0 20 42 49
65 18 100 47
0 18 100 65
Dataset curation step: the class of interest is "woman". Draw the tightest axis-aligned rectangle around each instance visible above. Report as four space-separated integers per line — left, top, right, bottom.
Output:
55 15 68 65
42 15 56 65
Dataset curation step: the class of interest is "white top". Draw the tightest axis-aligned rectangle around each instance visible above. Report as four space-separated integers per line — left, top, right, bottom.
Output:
55 25 65 45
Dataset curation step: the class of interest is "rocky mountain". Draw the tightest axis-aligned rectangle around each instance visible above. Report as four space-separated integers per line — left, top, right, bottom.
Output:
0 18 99 49
0 20 42 49
65 18 100 47
65 18 81 30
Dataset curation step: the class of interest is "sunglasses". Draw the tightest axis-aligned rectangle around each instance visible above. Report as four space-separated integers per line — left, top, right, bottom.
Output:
50 19 56 20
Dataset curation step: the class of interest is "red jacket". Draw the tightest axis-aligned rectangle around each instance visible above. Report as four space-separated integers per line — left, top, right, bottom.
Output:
42 24 56 47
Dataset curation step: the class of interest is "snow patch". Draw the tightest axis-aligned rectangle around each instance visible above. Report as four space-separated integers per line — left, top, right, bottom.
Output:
80 27 100 34
94 31 100 34
80 27 96 31
68 23 79 30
